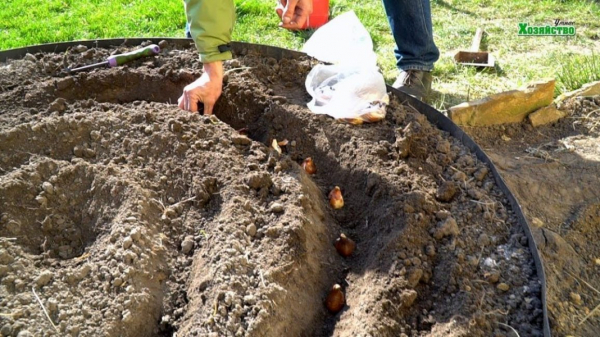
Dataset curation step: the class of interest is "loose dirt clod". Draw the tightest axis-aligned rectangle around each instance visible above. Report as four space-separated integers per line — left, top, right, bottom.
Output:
0 41 542 337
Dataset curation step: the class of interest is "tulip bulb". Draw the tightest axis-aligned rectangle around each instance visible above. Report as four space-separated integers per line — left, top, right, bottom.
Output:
326 284 345 313
302 157 317 175
335 234 356 257
329 186 344 209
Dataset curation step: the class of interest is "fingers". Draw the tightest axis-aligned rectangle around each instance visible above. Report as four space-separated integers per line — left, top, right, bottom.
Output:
293 8 309 29
178 89 201 113
187 92 199 113
278 0 312 30
275 0 286 19
178 95 185 110
282 0 298 25
204 101 214 115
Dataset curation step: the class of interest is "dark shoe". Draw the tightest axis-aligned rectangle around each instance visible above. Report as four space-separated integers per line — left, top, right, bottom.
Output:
392 70 432 101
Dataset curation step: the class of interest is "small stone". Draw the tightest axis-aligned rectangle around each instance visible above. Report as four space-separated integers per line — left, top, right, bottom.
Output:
78 264 92 278
56 77 74 91
467 188 484 200
82 49 95 59
436 140 450 154
435 210 451 220
433 217 459 240
1 324 11 336
232 135 252 146
112 277 124 287
595 258 600 266
243 295 257 305
485 271 500 284
570 292 582 305
467 255 479 267
436 181 457 202
451 170 467 182
531 217 544 228
122 310 133 323
85 148 96 158
73 145 84 157
246 224 257 237
74 45 88 53
425 244 436 257
497 283 510 292
17 330 34 337
164 207 177 219
24 53 37 62
528 105 567 127
35 270 54 287
42 182 54 194
269 203 284 214
90 130 101 141
130 228 142 241
181 236 195 254
122 237 133 249
245 172 273 190
477 233 491 247
0 249 15 265
474 167 489 181
407 268 424 288
158 40 168 50
48 98 67 113
35 195 48 207
400 289 418 307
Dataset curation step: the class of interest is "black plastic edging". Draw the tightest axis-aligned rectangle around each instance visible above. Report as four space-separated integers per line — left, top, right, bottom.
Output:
0 38 550 337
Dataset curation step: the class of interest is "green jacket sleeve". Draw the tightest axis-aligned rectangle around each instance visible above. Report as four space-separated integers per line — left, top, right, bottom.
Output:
184 0 235 63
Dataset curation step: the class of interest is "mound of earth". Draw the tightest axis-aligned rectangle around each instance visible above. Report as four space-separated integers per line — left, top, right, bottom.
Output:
465 95 600 336
0 41 542 337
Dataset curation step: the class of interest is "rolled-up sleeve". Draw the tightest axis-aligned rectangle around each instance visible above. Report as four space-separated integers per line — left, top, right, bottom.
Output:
184 0 235 63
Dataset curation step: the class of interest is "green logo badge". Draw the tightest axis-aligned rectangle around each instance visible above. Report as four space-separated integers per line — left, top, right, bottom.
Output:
518 20 575 36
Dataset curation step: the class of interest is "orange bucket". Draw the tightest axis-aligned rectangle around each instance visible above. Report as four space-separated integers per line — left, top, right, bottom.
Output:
303 0 329 29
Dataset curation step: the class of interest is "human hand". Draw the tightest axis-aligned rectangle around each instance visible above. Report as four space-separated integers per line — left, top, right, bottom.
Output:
275 0 313 30
178 61 223 114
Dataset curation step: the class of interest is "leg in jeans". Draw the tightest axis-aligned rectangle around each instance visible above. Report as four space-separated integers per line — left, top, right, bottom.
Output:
185 22 192 38
382 0 439 71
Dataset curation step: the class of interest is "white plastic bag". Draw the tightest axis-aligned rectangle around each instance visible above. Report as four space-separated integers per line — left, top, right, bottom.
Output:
302 11 377 66
302 11 389 124
305 64 389 124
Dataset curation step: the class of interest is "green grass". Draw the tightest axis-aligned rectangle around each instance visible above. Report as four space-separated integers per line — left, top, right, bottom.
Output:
1 0 599 109
556 52 600 94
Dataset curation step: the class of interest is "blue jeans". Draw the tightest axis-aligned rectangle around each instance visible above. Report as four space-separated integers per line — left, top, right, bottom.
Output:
382 0 439 72
185 22 192 38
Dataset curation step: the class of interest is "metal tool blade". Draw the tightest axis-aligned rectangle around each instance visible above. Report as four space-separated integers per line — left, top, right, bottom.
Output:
67 61 109 73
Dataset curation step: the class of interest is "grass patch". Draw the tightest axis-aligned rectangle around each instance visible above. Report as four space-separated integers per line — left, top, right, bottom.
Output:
1 0 599 109
556 52 600 94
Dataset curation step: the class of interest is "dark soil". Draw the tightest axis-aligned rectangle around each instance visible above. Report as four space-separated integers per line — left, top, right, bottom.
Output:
464 95 600 337
0 41 542 337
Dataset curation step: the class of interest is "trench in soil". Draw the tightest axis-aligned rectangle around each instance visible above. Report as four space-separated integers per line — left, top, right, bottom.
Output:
0 46 543 337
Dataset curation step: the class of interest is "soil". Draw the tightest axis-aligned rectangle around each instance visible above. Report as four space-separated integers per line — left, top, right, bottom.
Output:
0 41 542 337
464 95 600 336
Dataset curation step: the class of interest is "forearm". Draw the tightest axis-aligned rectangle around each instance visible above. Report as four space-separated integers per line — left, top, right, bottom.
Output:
184 0 235 63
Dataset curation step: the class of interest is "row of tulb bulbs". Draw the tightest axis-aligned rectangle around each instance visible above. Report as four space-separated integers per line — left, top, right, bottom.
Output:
302 157 355 314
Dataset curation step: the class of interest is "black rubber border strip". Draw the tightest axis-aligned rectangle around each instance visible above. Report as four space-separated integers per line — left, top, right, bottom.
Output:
0 38 550 337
